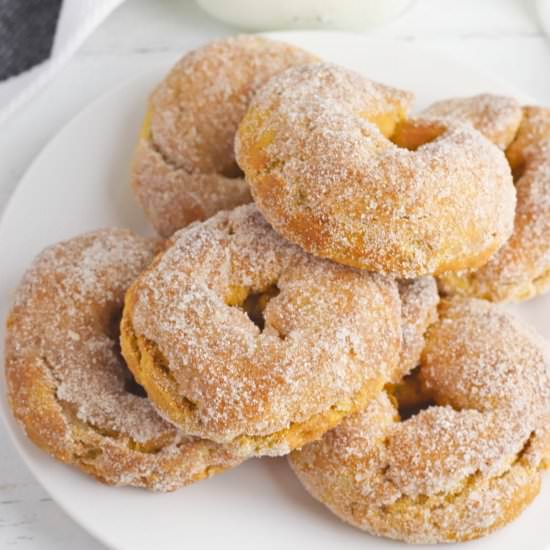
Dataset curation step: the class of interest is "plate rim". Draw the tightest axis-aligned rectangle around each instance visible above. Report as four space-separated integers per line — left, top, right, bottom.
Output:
0 30 543 550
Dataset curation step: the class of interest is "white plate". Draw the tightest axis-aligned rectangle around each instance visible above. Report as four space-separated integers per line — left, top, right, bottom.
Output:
1 31 549 550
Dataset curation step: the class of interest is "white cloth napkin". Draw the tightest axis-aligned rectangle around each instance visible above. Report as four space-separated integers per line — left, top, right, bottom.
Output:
0 0 126 124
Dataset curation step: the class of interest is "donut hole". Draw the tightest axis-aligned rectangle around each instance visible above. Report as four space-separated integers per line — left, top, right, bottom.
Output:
107 306 148 399
366 112 408 138
124 376 148 398
220 161 244 179
242 284 280 330
388 367 435 420
512 163 526 183
506 153 527 183
226 284 281 331
391 121 446 151
106 308 124 356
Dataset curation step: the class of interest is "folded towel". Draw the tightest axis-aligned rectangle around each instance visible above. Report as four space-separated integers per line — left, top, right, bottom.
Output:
0 0 126 124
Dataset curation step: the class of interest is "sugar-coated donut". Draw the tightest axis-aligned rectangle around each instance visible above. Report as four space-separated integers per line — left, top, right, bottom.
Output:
121 204 402 457
235 63 516 277
290 298 550 543
5 230 242 490
384 277 439 417
394 94 523 150
406 97 550 302
527 415 550 471
386 276 440 414
132 35 318 237
396 276 439 380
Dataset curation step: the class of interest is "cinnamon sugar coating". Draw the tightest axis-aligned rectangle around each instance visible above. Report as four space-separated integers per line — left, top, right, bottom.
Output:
290 298 550 543
421 98 550 302
121 205 402 457
235 63 516 277
5 230 242 490
396 276 439 379
400 93 523 150
132 35 318 237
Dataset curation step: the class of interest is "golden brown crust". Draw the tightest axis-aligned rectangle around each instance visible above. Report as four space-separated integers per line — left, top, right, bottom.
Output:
396 276 439 379
121 205 402 456
290 298 550 543
395 93 523 150
133 140 252 239
407 97 550 302
524 413 550 471
132 35 319 237
5 229 242 490
235 64 516 277
385 277 440 412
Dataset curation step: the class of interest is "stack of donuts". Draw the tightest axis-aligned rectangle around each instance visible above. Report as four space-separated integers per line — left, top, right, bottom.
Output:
5 35 550 544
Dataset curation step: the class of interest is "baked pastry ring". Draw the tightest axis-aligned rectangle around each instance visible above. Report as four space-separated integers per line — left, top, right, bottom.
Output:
5 229 242 490
132 35 318 237
396 276 439 379
394 94 524 150
235 63 516 277
399 96 550 302
121 204 402 457
290 297 550 543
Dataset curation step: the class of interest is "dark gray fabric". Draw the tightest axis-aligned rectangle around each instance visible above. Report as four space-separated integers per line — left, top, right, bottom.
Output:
0 0 63 81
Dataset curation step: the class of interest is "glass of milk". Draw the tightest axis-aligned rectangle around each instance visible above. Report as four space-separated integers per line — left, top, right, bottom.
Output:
195 0 414 31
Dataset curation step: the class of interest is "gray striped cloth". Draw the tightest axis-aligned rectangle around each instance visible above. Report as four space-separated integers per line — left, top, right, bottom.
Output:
0 0 125 122
0 0 63 81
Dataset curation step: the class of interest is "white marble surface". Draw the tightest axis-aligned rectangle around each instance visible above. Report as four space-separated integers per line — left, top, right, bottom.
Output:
0 0 549 548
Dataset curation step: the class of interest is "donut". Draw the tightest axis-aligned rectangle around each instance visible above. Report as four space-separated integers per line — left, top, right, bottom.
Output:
400 97 550 302
5 230 242 490
386 277 439 418
396 276 439 379
132 35 318 237
121 204 402 457
290 298 550 543
235 63 516 277
525 414 550 471
394 93 523 150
